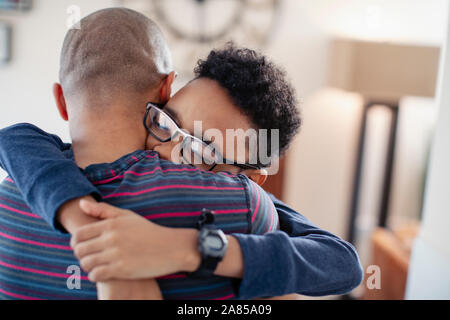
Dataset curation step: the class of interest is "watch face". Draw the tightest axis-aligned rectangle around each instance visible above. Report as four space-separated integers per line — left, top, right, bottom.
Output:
198 228 228 260
206 235 224 251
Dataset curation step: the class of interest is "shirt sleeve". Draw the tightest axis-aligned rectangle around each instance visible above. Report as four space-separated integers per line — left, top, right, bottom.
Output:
239 175 279 234
232 194 364 299
0 123 102 232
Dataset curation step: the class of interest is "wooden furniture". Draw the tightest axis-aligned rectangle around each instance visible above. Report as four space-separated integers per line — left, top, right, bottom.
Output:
364 224 419 300
262 157 286 200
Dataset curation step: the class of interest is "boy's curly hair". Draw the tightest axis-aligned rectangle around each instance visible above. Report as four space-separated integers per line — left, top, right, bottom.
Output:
194 43 301 164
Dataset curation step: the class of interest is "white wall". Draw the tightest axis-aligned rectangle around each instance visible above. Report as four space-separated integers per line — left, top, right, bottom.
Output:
406 4 450 299
281 0 448 237
388 97 437 227
284 88 364 238
303 0 447 46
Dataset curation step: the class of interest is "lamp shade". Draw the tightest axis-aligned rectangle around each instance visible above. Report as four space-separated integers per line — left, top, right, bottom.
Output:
329 39 440 102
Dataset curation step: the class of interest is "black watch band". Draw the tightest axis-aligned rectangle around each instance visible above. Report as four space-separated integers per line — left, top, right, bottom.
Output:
189 209 228 279
189 255 222 278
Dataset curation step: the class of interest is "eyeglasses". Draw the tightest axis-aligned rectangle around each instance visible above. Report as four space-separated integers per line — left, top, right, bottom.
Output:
143 102 261 171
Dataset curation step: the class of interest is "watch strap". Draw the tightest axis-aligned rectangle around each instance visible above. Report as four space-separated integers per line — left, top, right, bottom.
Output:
189 209 227 279
189 256 222 278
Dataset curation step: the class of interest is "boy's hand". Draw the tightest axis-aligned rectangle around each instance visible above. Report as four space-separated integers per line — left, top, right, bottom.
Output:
71 200 201 282
97 279 163 300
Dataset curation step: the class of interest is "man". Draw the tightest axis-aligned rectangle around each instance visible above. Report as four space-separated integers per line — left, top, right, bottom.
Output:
0 8 362 299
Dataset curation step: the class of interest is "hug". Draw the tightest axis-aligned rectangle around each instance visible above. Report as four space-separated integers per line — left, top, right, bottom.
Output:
0 7 362 300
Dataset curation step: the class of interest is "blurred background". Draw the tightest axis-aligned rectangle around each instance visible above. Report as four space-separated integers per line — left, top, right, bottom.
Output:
1 0 449 299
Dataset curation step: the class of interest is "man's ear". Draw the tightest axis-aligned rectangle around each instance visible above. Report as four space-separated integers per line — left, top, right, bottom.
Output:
159 71 177 104
53 83 69 121
244 169 268 186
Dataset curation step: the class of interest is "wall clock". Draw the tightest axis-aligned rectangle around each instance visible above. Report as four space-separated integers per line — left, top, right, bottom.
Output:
121 0 282 75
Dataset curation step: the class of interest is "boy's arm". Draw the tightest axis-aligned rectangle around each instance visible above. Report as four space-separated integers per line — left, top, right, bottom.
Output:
225 177 362 299
0 123 102 232
71 178 362 299
232 195 364 299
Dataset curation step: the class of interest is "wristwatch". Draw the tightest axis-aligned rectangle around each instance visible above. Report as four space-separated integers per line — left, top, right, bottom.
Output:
189 209 229 278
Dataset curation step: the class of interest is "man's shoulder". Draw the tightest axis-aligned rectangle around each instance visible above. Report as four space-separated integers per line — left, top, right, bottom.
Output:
102 150 246 187
129 155 279 234
238 175 279 235
90 150 248 202
0 177 34 216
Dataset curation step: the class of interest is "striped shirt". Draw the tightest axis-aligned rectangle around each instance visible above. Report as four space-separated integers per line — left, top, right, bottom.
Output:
0 149 278 300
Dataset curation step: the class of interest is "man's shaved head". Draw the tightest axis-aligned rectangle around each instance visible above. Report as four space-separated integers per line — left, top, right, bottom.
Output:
59 8 172 105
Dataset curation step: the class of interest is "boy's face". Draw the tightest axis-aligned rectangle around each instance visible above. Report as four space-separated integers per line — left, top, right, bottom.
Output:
146 78 256 175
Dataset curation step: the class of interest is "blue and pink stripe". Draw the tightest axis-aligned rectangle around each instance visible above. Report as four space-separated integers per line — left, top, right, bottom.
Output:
0 150 278 300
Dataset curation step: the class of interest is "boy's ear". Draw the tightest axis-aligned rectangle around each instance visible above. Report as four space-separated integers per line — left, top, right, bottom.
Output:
159 71 177 104
245 169 268 186
53 83 69 121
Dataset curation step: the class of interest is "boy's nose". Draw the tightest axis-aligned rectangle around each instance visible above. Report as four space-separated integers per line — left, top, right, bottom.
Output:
147 135 184 163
